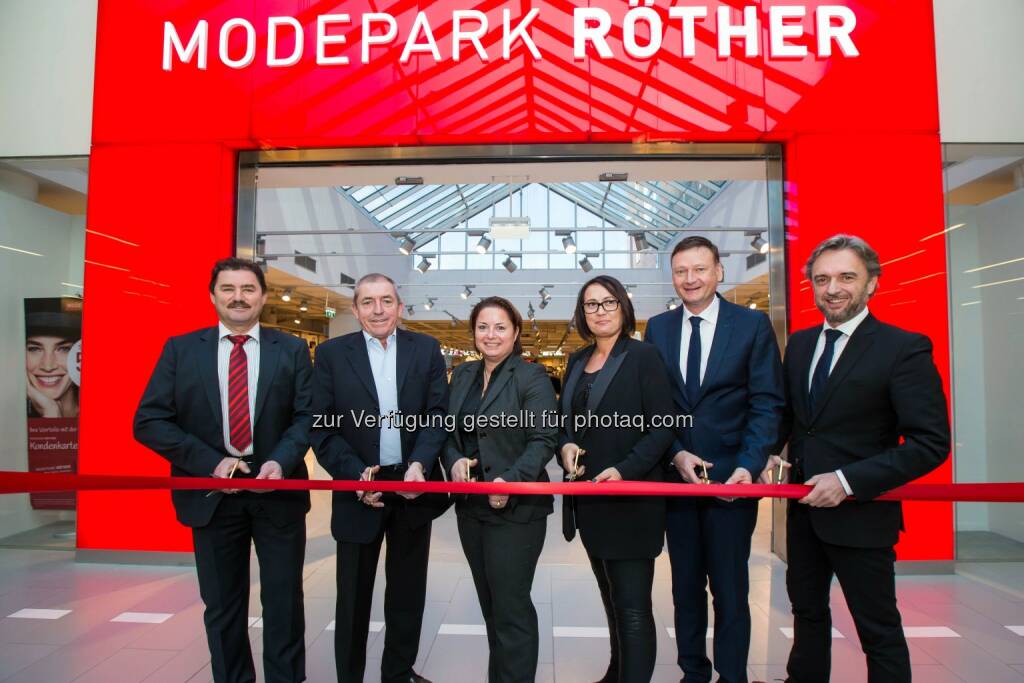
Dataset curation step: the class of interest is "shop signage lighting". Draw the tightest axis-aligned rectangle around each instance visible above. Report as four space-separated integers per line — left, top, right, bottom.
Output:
163 4 858 71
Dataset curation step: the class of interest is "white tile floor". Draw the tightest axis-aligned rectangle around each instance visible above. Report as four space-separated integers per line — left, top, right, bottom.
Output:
1 483 1024 682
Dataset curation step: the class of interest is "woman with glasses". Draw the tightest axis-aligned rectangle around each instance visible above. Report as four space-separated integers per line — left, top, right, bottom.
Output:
559 275 676 682
443 296 558 683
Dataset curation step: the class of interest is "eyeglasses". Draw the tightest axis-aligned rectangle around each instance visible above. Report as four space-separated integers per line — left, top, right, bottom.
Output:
582 298 620 314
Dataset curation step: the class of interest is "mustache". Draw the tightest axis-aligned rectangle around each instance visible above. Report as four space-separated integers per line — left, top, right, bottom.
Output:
227 302 251 309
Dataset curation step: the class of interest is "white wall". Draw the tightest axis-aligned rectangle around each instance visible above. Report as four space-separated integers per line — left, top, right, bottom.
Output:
933 0 1024 143
0 187 85 539
0 0 97 157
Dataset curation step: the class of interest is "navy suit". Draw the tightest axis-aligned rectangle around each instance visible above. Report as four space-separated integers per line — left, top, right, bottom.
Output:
134 325 312 683
310 328 450 683
645 296 784 683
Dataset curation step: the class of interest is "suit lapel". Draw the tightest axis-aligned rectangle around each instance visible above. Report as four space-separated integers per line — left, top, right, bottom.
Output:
253 328 280 424
396 329 413 393
790 330 817 422
561 348 591 442
810 315 878 423
665 308 688 409
449 362 475 418
198 327 222 429
345 333 379 407
696 298 734 405
479 356 517 415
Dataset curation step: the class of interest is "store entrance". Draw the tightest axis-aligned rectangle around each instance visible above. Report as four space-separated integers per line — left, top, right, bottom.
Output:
238 143 789 556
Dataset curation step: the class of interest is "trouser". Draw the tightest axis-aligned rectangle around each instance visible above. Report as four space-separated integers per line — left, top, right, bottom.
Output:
785 502 910 683
334 497 432 683
588 554 657 683
458 514 547 683
666 496 758 683
192 495 307 683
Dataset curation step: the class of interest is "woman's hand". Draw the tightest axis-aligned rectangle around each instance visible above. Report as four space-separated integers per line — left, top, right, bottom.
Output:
452 458 478 483
488 477 509 509
26 371 61 417
560 443 585 478
592 467 622 483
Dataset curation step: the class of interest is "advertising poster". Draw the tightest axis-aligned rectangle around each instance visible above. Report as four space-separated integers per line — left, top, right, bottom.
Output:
25 297 82 510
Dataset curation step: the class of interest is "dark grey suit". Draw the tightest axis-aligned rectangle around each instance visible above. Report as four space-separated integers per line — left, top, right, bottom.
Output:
444 355 557 683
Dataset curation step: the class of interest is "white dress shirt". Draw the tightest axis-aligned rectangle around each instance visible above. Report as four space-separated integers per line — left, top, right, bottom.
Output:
217 322 260 457
806 305 871 495
364 330 402 466
679 295 720 384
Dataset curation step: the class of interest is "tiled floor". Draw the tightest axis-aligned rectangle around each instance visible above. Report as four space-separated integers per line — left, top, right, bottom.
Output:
2 476 1024 682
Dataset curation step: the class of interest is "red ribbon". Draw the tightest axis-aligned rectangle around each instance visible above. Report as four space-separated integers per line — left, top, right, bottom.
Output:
1 471 1023 502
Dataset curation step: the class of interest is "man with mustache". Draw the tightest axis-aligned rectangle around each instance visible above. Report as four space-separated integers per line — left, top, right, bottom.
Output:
310 273 450 683
134 258 313 683
763 235 950 683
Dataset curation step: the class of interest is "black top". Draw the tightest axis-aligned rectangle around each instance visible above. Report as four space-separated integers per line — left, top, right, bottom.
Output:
571 370 599 422
457 356 511 486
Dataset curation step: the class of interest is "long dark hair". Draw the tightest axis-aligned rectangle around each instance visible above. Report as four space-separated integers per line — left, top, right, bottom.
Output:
469 296 524 355
573 275 636 343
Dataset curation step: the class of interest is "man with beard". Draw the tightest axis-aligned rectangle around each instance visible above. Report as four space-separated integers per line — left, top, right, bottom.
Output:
135 258 312 683
762 235 949 683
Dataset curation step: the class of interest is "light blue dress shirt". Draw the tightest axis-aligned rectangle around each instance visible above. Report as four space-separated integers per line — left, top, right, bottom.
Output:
364 330 402 466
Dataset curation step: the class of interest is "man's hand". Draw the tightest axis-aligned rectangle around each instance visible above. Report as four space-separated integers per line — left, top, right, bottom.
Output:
357 465 383 508
672 451 712 484
758 455 791 484
488 477 509 509
718 467 752 502
213 457 250 494
399 461 426 500
452 458 478 483
799 472 848 508
592 467 623 483
249 460 283 494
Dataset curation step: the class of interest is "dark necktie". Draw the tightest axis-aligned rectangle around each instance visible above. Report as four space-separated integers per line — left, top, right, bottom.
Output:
686 316 703 404
809 329 843 413
227 334 252 452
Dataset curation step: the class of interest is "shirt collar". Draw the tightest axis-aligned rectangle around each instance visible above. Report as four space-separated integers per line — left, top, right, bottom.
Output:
822 305 870 338
683 294 720 325
363 329 397 349
219 321 260 342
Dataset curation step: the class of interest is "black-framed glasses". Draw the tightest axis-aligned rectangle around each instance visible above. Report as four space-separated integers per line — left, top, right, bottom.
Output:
582 298 620 314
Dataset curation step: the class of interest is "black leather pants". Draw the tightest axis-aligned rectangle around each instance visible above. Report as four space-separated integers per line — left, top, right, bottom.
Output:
588 554 657 683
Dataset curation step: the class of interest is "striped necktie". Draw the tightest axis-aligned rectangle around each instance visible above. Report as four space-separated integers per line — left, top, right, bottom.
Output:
227 334 252 452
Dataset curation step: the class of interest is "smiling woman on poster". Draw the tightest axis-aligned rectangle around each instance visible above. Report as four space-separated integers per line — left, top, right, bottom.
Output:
25 302 82 419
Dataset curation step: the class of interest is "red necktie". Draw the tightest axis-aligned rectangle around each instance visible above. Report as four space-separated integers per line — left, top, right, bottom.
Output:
227 335 252 453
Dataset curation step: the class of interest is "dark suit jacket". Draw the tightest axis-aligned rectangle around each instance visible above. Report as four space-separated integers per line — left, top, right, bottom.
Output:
133 326 313 528
644 296 784 486
778 314 950 548
444 355 558 523
310 328 450 544
558 336 676 559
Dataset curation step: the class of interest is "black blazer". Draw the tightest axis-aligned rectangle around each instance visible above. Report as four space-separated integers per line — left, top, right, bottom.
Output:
444 355 558 523
133 326 313 528
310 328 451 544
558 337 676 559
778 314 950 548
645 296 784 484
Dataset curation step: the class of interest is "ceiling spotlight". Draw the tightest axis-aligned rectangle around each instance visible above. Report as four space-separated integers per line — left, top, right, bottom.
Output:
538 298 549 310
406 304 415 316
475 235 492 254
667 298 678 310
423 297 436 311
299 300 308 312
630 232 649 251
750 233 769 254
562 234 577 254
626 285 634 299
293 318 301 325
461 285 473 300
579 256 593 273
527 303 535 320
539 287 551 302
416 257 432 273
281 289 292 302
503 255 518 273
748 302 758 309
399 236 417 255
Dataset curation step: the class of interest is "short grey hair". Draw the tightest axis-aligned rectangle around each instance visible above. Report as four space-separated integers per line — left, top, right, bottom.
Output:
353 273 401 302
804 234 882 281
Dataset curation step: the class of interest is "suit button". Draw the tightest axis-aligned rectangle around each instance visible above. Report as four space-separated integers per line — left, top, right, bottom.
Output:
484 466 491 473
807 428 815 436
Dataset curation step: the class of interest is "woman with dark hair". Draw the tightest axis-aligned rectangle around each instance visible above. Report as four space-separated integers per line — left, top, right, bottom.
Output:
559 275 676 682
26 308 81 419
443 296 558 683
